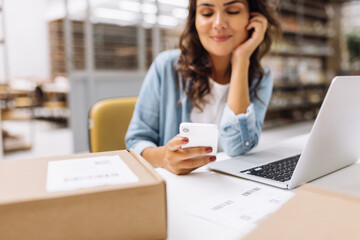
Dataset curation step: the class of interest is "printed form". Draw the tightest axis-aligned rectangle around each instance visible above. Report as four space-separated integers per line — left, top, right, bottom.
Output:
183 183 294 233
46 155 139 192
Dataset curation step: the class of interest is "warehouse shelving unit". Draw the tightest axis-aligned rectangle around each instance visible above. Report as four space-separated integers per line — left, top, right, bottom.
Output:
0 1 36 155
263 0 336 128
0 0 4 157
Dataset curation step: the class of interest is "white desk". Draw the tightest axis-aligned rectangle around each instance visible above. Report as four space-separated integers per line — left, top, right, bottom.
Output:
156 133 360 240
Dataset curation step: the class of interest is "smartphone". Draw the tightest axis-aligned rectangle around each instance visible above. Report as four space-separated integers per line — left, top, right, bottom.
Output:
179 122 219 156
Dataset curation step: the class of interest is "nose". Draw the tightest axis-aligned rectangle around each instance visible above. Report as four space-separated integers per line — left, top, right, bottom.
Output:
213 12 227 30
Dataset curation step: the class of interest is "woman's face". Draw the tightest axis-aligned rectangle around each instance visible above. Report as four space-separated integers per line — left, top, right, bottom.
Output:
195 0 250 58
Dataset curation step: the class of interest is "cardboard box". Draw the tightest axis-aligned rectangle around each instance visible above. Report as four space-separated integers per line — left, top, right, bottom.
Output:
243 185 360 240
0 149 167 240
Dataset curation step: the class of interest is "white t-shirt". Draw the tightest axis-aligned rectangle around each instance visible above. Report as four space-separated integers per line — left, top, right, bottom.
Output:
190 79 230 150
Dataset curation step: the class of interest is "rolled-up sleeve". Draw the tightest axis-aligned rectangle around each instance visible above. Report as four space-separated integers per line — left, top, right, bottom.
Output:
220 69 273 156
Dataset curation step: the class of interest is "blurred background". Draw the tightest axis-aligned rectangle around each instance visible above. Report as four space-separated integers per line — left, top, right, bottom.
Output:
0 0 359 159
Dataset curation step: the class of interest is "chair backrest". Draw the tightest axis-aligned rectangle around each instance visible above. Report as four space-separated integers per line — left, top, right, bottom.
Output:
89 97 137 152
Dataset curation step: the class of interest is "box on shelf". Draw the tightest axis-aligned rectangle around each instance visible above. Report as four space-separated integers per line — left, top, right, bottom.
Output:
243 185 360 240
2 131 32 152
0 149 167 240
43 101 67 109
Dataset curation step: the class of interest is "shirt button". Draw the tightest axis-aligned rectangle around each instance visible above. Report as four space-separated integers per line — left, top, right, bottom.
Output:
245 141 250 146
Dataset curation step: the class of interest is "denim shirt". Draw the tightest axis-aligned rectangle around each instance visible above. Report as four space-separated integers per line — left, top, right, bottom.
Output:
125 49 273 157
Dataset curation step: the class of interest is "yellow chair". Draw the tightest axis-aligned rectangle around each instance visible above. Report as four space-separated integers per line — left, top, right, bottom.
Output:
89 97 137 152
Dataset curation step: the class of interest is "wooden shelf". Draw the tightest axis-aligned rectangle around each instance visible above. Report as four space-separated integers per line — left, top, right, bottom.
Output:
2 128 33 153
34 107 70 121
263 117 315 130
3 142 32 153
1 115 33 121
43 101 67 109
269 49 332 58
268 103 322 112
282 29 332 39
0 84 35 154
273 82 328 89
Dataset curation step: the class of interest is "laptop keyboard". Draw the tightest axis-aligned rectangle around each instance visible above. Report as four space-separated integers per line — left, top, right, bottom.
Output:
240 154 301 182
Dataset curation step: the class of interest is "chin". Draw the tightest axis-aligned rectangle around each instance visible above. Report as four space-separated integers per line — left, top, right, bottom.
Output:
208 48 233 57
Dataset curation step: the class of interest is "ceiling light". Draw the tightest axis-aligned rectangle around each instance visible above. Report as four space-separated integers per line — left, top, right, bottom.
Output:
158 0 188 8
158 15 178 27
142 3 157 14
172 8 188 19
94 8 138 22
118 1 141 12
143 14 157 24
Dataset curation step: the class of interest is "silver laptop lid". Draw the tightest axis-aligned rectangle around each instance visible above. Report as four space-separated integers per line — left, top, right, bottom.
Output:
288 76 360 188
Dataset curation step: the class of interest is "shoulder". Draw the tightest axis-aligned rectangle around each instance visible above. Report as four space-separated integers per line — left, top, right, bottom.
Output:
149 49 181 85
144 49 180 88
153 49 181 68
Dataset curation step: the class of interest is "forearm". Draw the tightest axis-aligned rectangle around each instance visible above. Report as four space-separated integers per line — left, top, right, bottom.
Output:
227 59 251 115
142 146 166 168
220 104 259 156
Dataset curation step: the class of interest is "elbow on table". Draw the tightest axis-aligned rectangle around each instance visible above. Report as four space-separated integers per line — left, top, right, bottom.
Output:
221 135 259 157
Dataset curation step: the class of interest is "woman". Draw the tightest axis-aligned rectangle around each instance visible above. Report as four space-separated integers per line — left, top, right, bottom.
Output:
126 0 281 175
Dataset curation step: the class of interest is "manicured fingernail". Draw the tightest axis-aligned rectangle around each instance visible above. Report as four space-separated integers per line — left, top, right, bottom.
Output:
205 147 213 153
210 156 216 161
182 137 189 143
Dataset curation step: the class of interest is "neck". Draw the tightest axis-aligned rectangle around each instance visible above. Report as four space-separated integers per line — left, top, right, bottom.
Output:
210 54 231 85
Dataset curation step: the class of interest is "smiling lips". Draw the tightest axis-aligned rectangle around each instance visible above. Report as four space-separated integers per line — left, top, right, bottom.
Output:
211 35 232 42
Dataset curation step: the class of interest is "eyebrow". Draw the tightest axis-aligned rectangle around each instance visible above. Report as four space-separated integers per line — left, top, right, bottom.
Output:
197 0 245 7
223 0 245 7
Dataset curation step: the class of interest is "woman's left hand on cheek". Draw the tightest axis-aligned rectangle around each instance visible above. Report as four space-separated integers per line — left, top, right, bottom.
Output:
232 12 268 64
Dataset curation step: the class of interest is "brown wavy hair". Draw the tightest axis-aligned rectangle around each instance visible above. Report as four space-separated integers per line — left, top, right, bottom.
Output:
177 0 281 109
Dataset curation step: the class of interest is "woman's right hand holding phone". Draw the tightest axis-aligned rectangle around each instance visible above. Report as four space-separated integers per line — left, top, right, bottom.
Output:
142 135 216 175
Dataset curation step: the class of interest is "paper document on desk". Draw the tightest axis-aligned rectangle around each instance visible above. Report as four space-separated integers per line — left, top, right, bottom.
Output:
183 183 294 232
46 155 139 192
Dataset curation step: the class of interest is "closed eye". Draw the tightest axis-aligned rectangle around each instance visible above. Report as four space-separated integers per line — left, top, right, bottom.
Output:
202 12 214 17
227 10 240 14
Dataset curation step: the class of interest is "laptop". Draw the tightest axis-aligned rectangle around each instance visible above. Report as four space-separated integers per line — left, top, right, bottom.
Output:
209 76 360 189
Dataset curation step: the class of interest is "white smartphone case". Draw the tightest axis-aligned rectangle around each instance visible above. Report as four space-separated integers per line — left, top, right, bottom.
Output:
179 122 218 155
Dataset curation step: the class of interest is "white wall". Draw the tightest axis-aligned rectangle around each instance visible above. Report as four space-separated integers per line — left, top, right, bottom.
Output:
3 0 50 80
